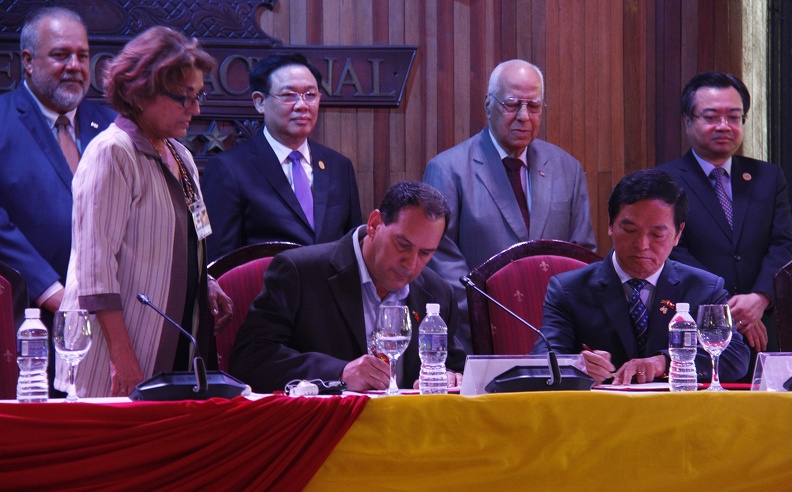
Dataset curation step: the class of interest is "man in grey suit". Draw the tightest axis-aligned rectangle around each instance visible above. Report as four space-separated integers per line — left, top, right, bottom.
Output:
423 59 596 352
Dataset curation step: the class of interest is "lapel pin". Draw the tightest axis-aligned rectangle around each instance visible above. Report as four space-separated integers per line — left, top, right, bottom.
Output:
660 300 675 314
743 172 751 181
412 310 421 323
539 171 545 177
318 160 325 170
90 121 99 129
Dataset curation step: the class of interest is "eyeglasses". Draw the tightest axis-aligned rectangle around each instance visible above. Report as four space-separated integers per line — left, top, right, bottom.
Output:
489 94 544 115
164 90 206 108
691 113 746 127
268 91 321 106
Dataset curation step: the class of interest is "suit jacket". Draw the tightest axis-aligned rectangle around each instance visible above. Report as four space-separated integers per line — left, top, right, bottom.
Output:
423 127 596 351
0 86 115 299
201 130 362 260
660 151 792 300
533 254 750 382
230 229 467 393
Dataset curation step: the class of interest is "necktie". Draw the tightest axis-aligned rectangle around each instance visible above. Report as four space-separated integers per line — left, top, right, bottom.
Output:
503 157 530 232
55 115 80 173
627 279 649 356
288 150 314 229
709 167 732 229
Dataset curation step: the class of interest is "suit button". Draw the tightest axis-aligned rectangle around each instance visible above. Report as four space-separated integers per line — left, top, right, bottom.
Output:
734 255 741 261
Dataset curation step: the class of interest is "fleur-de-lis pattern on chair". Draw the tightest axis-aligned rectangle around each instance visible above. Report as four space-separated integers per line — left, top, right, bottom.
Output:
0 260 28 399
208 242 300 372
465 240 601 355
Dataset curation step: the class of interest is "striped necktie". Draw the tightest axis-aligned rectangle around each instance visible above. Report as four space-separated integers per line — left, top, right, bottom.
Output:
627 278 649 355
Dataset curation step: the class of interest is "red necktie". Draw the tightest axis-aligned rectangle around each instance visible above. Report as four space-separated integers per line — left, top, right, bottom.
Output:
503 157 530 232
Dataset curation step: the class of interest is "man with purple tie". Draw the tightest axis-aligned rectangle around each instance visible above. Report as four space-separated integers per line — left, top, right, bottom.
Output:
202 53 362 260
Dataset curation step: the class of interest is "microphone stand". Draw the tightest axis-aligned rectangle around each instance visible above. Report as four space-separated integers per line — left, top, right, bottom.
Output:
460 276 593 392
130 293 247 401
137 294 208 393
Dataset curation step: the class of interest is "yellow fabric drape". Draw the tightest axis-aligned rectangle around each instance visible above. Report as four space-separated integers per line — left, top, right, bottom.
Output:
308 391 792 491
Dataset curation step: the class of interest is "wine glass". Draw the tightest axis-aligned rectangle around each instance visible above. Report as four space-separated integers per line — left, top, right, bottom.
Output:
371 304 412 396
53 310 92 402
696 304 733 391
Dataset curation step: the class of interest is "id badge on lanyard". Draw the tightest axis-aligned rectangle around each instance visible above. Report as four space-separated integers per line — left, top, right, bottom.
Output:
189 199 212 241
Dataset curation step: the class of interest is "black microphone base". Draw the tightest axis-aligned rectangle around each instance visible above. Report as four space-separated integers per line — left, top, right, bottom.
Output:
485 365 595 393
129 371 247 401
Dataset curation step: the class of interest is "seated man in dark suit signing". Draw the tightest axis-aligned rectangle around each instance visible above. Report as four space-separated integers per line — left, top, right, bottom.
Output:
231 181 466 393
533 169 750 385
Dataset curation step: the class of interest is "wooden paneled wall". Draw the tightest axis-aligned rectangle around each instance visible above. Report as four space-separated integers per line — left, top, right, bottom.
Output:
263 0 744 251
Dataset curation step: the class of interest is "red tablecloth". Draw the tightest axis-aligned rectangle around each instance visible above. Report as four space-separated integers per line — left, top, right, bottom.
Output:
0 395 367 490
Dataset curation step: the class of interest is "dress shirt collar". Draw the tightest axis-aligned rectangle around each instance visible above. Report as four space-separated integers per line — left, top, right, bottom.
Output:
263 126 311 165
611 251 663 288
24 80 78 134
487 127 528 165
691 148 733 179
352 225 410 343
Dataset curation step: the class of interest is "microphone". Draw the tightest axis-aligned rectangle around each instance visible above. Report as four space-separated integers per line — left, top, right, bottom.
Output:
131 293 247 401
137 293 208 393
460 276 593 392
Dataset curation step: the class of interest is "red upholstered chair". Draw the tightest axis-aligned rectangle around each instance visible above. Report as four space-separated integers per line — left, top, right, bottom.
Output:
465 240 601 355
773 260 792 351
0 261 29 399
208 242 300 371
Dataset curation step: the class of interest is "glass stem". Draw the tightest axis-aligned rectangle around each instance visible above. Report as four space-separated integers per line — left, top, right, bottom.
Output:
712 354 721 386
389 361 398 391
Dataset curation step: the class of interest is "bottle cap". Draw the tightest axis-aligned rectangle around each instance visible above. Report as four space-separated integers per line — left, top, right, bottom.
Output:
426 303 440 315
676 302 689 312
24 308 41 318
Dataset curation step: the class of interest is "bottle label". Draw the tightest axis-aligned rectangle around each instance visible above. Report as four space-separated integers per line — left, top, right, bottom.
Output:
17 339 48 358
669 330 696 349
419 333 447 351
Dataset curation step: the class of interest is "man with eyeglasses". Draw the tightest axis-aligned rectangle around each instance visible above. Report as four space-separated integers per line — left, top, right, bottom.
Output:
202 53 362 259
659 71 792 362
0 7 115 315
423 59 596 352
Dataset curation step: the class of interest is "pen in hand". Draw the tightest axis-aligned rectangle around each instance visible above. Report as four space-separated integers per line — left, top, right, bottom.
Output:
581 343 617 378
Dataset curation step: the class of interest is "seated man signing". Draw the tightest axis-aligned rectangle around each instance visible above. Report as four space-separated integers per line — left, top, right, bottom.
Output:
230 181 466 393
533 169 750 385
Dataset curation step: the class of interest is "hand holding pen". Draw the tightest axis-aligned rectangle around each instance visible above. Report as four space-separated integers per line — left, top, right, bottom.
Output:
580 343 616 385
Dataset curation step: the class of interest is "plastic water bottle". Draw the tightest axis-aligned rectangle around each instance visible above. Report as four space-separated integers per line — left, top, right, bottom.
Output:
418 303 448 395
16 308 49 402
668 302 698 392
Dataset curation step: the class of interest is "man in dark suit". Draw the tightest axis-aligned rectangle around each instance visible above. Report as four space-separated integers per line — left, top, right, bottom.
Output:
201 53 362 261
533 169 750 385
659 72 792 356
423 59 596 353
0 7 115 313
230 181 467 393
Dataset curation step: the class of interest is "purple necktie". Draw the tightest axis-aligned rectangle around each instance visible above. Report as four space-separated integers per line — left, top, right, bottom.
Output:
288 150 314 229
710 167 732 229
503 157 530 232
